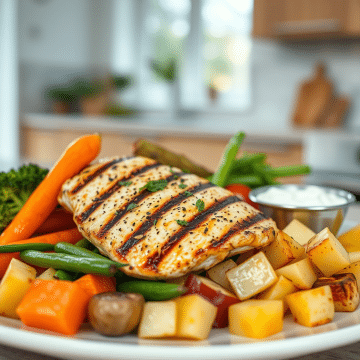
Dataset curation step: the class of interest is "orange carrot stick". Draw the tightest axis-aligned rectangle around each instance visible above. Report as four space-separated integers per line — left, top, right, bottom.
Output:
16 279 89 335
0 228 83 278
34 207 76 235
0 134 101 245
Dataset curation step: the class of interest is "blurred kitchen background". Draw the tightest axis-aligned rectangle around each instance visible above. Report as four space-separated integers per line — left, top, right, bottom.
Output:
2 0 360 195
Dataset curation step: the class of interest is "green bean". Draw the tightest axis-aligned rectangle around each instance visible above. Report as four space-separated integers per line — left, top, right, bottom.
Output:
0 243 54 253
116 280 187 301
225 174 264 188
54 242 127 268
259 164 312 178
230 153 267 173
20 250 117 277
75 238 92 249
212 132 246 187
54 269 75 281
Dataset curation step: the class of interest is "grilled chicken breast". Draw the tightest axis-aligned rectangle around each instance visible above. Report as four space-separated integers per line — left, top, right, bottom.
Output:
58 156 278 279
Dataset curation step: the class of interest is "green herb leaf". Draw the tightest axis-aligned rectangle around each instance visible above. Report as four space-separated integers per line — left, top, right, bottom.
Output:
184 190 193 197
176 220 188 226
127 203 138 211
195 199 205 212
118 180 132 186
154 219 158 226
179 183 187 189
140 179 168 192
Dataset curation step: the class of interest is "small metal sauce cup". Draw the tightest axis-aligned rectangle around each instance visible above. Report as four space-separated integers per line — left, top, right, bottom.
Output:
249 184 356 235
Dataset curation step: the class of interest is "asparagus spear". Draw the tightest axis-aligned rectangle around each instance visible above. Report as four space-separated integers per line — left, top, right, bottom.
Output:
133 139 213 178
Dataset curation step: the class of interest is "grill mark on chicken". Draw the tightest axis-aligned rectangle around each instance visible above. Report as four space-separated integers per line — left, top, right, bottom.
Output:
96 172 187 238
77 162 160 223
207 212 269 250
70 157 133 195
143 195 241 271
117 181 216 256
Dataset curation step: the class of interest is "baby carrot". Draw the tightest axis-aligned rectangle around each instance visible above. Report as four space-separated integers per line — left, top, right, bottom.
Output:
34 207 76 235
0 228 83 278
0 134 101 245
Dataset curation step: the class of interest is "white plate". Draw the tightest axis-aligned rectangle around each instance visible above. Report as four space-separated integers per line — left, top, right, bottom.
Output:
0 220 358 360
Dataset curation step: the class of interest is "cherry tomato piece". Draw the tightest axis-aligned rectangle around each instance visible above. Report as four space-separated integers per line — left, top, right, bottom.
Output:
225 184 259 209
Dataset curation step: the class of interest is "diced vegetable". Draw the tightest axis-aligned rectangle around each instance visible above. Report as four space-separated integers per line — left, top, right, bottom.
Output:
313 273 360 312
228 300 284 339
349 251 360 263
0 133 101 245
337 224 360 252
257 275 298 312
89 292 145 337
306 227 350 277
184 274 240 328
138 300 177 339
285 286 334 327
16 279 89 335
275 257 317 290
176 294 217 340
226 252 278 300
37 267 57 280
337 261 360 289
283 219 316 246
206 258 237 292
75 273 116 299
263 230 305 270
0 258 36 318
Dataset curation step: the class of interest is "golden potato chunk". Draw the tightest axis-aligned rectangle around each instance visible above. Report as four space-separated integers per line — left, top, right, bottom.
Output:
226 252 278 300
176 294 217 340
283 219 316 246
306 227 350 277
338 224 360 252
138 300 177 339
263 230 305 270
275 257 317 290
285 286 334 327
0 258 36 319
228 300 283 339
206 259 237 292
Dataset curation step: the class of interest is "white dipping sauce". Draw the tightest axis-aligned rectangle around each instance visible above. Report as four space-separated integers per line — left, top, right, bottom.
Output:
256 185 347 207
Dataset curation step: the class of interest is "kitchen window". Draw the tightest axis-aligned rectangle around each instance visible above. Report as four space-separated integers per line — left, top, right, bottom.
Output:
112 0 253 115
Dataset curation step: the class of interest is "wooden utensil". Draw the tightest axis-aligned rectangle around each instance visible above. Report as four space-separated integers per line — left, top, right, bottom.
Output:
292 62 334 128
322 96 350 128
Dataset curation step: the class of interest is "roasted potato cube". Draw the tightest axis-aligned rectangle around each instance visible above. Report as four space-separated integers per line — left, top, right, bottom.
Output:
337 261 360 289
226 252 278 300
138 300 177 339
338 224 360 252
0 258 36 318
36 268 57 280
257 275 298 311
228 300 283 339
275 257 317 289
306 228 350 276
263 230 305 270
176 294 217 340
349 251 360 264
313 273 359 312
285 286 334 327
206 259 237 292
283 219 316 246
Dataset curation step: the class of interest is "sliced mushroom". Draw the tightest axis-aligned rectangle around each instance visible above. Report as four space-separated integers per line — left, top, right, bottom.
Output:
88 292 145 336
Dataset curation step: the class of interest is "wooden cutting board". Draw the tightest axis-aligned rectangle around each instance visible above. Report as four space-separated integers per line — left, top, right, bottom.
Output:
322 96 350 128
292 63 334 128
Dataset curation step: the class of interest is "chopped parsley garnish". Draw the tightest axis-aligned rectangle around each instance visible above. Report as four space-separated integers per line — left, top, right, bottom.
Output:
127 203 138 211
140 179 168 192
118 180 132 186
196 199 205 212
176 220 188 226
184 190 193 197
154 219 158 226
179 183 187 189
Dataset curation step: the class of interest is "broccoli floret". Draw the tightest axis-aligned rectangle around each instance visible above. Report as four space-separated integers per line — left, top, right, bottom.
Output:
0 164 49 232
